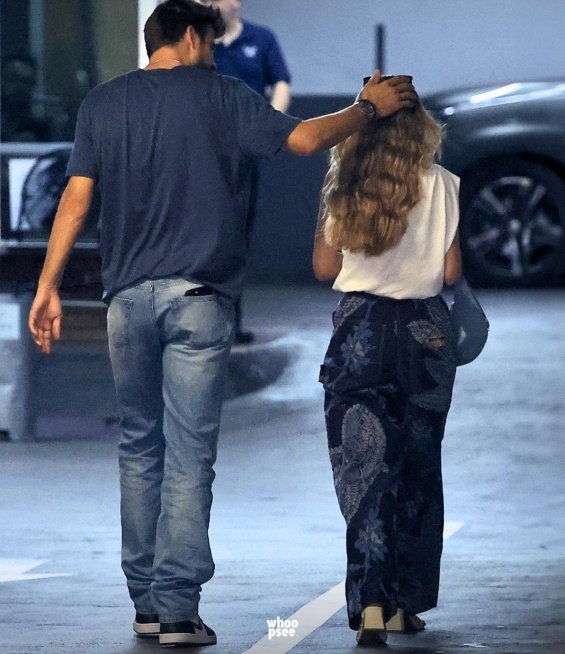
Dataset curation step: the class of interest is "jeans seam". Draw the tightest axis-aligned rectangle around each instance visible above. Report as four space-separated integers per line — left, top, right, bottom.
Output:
108 297 134 348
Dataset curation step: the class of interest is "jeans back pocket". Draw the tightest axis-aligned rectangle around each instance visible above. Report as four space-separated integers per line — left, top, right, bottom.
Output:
169 295 234 349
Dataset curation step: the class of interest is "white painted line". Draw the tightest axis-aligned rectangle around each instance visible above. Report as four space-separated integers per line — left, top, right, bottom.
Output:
443 520 464 540
242 521 464 654
242 582 344 654
0 559 73 583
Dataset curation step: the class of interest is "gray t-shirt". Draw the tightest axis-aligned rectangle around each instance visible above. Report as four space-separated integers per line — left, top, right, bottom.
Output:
67 66 300 301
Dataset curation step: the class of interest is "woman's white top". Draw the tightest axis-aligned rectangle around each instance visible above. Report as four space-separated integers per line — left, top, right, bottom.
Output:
333 164 460 300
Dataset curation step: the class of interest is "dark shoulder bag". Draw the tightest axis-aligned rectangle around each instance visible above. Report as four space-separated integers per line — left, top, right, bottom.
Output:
449 277 490 366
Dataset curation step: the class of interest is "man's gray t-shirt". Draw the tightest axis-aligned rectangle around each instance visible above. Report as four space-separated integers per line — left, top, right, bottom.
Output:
66 66 300 301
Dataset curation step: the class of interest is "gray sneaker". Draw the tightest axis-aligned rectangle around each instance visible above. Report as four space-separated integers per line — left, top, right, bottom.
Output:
159 617 217 647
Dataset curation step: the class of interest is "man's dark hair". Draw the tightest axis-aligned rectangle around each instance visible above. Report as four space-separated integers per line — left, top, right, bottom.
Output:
144 0 225 57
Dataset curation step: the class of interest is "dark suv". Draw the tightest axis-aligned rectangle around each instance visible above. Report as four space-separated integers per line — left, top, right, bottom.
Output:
425 80 565 285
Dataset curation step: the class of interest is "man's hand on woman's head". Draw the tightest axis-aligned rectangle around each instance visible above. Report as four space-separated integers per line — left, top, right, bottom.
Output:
361 70 418 119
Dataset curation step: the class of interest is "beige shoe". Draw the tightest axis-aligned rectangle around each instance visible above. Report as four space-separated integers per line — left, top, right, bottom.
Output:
356 605 387 646
386 608 426 633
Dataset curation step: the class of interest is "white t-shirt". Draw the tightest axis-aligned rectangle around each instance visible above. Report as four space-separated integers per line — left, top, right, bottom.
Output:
333 164 460 300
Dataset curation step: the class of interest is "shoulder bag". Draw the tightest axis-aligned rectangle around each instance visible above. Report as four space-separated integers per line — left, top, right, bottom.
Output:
449 277 490 366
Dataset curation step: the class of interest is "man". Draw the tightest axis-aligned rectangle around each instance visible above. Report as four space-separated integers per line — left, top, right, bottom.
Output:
203 0 292 343
28 0 417 647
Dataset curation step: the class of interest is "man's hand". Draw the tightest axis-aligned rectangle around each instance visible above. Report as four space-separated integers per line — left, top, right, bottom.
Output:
285 72 418 155
29 286 63 355
26 175 94 355
361 70 418 118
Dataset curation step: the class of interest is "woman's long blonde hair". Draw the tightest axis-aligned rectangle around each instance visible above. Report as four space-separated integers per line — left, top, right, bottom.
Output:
323 101 443 256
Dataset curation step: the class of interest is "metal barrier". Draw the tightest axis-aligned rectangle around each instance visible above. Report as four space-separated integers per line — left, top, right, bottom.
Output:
0 291 39 441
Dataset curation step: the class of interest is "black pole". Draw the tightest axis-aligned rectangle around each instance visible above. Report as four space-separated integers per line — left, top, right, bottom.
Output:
375 23 386 73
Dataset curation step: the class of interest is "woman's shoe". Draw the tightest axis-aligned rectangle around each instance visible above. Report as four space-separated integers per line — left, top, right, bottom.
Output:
356 605 387 646
386 608 426 633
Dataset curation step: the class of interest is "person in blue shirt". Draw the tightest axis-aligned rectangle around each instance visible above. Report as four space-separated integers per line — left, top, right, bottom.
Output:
27 0 417 646
204 0 291 342
207 0 291 112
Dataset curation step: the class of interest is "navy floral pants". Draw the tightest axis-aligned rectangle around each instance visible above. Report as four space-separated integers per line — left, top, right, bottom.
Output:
319 292 456 630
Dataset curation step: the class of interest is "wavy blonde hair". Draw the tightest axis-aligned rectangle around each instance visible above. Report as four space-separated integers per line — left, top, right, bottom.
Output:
323 102 443 256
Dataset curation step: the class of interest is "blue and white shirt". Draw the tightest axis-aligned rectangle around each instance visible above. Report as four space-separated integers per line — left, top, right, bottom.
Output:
214 21 291 97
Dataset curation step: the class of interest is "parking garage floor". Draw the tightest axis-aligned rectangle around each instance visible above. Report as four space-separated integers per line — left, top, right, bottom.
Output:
1 286 564 654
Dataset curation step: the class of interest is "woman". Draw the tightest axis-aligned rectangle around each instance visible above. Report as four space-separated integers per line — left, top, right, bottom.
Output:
313 85 462 646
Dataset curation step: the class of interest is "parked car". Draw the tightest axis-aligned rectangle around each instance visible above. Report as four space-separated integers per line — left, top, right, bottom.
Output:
425 80 565 286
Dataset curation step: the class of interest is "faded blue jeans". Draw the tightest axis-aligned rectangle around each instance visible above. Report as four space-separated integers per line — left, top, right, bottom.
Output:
107 277 234 623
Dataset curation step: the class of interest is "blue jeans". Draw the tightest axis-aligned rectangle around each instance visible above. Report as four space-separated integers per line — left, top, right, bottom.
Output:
107 278 234 623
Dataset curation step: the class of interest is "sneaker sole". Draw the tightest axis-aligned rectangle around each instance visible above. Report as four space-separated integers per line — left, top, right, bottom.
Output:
133 622 160 638
159 633 217 647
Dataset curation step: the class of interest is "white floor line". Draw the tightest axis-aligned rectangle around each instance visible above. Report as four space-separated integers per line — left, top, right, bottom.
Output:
0 559 73 583
242 520 464 654
443 521 465 540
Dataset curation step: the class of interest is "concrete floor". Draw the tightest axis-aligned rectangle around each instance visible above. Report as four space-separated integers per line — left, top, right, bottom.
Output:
0 286 564 654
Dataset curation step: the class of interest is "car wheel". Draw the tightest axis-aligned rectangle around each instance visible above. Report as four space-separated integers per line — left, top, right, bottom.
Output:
460 159 565 285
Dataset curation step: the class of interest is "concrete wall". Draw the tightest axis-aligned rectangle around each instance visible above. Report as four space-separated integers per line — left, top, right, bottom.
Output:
243 0 565 95
93 0 138 83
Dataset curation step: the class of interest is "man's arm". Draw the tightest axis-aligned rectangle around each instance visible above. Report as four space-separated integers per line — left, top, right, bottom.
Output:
270 81 291 113
263 28 292 113
28 175 95 354
286 71 417 155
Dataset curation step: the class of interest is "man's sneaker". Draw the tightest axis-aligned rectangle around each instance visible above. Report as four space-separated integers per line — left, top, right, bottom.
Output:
133 612 160 638
159 618 217 647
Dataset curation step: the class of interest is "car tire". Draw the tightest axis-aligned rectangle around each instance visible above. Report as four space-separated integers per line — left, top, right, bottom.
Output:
459 158 565 286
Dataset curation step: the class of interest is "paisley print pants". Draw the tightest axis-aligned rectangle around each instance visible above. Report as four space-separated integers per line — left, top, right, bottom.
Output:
319 292 456 629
